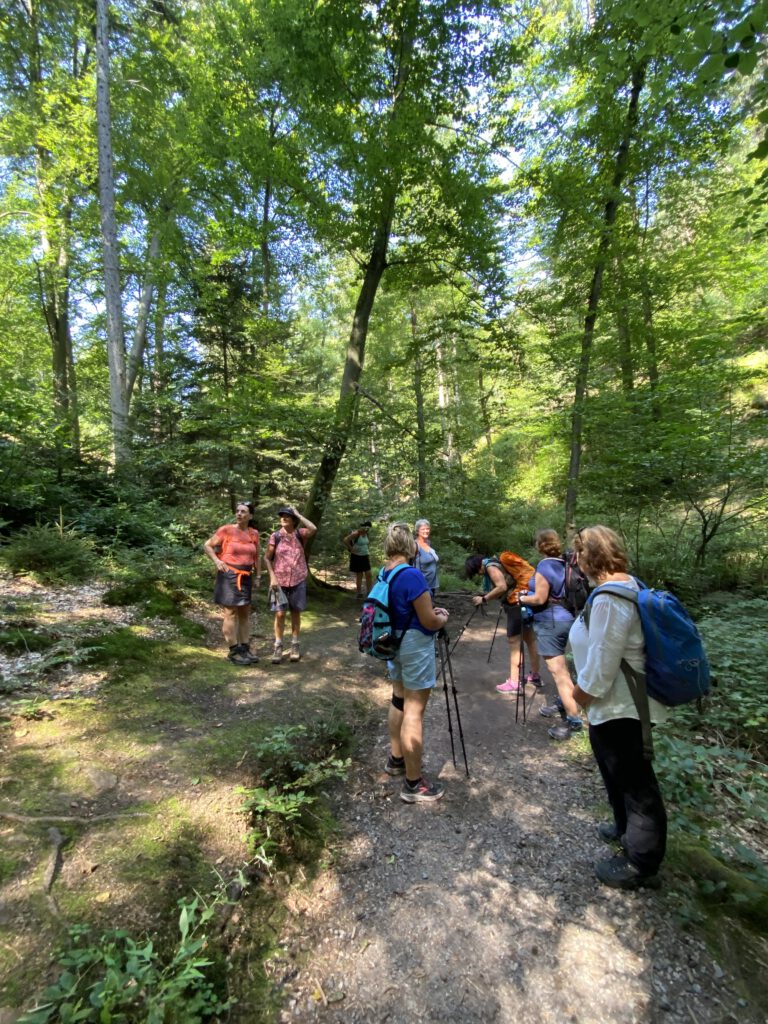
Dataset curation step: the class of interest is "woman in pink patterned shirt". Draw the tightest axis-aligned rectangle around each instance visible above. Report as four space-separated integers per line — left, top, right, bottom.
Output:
264 506 317 663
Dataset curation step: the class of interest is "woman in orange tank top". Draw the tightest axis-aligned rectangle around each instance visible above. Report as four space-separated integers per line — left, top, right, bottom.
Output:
204 502 261 665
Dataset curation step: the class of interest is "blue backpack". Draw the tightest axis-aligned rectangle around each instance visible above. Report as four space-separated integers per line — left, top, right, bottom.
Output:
584 580 710 758
358 564 412 660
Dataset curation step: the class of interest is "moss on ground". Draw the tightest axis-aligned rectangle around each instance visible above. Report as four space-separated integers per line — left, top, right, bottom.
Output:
0 627 57 654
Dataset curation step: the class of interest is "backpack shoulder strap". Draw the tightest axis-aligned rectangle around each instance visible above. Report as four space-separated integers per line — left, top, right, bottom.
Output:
582 582 654 761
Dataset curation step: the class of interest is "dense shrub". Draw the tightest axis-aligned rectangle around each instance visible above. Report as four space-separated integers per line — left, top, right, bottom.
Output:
1 524 97 583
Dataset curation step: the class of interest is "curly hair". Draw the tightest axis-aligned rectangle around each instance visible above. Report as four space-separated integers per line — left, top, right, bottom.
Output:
535 529 562 558
572 526 628 579
384 522 417 560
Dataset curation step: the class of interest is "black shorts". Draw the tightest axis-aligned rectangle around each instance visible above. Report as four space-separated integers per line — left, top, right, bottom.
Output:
349 553 371 573
214 565 252 607
505 604 534 638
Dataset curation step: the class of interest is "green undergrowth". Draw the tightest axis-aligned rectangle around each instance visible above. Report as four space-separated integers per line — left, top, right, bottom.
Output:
1 586 371 1023
18 889 235 1024
239 719 355 873
652 597 768 999
1 521 97 584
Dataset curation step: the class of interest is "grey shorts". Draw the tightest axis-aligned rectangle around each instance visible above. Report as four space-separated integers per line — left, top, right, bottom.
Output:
387 630 438 691
280 580 307 612
533 616 572 658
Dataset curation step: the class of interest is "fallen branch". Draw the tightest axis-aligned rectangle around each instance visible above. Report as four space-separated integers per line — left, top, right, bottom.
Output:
42 826 67 894
0 810 150 825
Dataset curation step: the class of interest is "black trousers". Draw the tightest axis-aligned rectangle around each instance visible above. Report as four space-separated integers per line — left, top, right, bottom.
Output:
589 717 667 874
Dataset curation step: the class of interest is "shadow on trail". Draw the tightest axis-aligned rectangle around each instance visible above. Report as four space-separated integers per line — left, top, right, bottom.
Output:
272 594 742 1024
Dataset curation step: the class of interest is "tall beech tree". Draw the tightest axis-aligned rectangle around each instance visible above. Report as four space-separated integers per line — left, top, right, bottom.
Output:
214 0 509 536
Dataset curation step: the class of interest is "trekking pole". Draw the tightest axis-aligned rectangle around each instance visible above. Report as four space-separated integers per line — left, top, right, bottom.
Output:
436 628 457 769
515 609 526 724
486 601 505 664
448 603 484 658
440 629 469 776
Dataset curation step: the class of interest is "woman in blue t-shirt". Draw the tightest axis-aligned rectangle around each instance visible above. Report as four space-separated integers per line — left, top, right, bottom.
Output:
413 518 439 593
518 529 583 741
380 522 449 804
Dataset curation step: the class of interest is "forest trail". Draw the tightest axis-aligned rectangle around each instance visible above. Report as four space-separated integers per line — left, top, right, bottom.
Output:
0 579 762 1023
267 591 758 1024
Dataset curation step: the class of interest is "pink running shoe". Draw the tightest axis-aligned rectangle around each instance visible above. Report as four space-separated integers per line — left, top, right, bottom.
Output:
526 672 543 687
495 678 520 694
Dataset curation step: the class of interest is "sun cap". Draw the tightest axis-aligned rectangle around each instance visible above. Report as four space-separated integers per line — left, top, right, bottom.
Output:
278 506 299 523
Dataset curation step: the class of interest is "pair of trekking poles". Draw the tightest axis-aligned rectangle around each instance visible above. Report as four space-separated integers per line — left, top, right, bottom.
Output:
453 599 535 724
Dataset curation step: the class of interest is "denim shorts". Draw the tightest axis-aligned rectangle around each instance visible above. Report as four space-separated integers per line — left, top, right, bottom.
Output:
533 616 572 657
282 580 307 612
387 629 437 691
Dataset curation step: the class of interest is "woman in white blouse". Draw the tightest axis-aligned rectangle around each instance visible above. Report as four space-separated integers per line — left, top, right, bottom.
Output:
570 526 667 891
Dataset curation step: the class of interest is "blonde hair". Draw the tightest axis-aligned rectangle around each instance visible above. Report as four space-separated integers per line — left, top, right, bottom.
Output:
572 525 628 579
535 529 562 558
384 522 417 560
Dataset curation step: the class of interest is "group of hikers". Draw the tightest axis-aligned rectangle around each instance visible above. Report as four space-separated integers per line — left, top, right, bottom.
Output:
204 507 671 892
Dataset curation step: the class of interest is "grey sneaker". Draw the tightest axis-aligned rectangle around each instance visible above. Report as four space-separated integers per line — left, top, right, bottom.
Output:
289 642 301 662
539 699 565 719
548 718 583 740
271 643 283 664
400 777 445 804
384 754 406 776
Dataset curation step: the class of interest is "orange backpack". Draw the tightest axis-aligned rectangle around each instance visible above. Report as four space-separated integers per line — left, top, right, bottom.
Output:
485 552 536 605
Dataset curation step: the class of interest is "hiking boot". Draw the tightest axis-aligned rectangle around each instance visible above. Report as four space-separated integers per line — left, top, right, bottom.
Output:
539 697 565 718
595 855 661 891
526 672 543 687
400 777 445 804
227 645 251 666
384 754 406 776
271 643 284 664
289 641 301 662
495 678 520 694
597 822 621 845
548 717 583 740
242 645 259 664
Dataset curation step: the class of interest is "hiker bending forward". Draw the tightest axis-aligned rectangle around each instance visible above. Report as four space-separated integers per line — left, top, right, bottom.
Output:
382 522 449 804
570 525 667 890
264 506 317 664
465 554 541 695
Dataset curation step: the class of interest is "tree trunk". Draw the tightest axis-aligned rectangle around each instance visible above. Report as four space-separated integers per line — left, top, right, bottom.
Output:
304 218 392 535
640 271 660 418
614 253 634 394
410 303 427 501
126 228 161 400
564 59 647 534
95 0 129 465
477 364 496 474
435 338 454 463
303 11 416 539
151 277 167 438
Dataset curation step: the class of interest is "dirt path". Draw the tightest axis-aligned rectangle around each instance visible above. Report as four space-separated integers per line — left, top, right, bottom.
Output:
267 593 759 1024
0 579 762 1023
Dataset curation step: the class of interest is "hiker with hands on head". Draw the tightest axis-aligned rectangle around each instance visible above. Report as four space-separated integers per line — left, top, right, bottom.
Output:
570 525 667 891
204 501 261 666
518 529 583 741
381 522 449 804
343 520 373 598
465 553 541 694
264 506 317 664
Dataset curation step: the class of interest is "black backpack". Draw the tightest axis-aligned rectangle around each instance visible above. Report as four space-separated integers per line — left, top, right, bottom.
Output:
560 550 590 614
